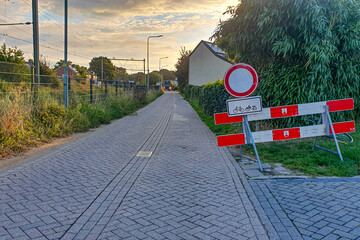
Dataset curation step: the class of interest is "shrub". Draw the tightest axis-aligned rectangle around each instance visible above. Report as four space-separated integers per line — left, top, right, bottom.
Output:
66 104 90 132
213 0 360 121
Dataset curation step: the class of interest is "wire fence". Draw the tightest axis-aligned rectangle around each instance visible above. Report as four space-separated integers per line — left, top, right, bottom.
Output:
0 61 158 108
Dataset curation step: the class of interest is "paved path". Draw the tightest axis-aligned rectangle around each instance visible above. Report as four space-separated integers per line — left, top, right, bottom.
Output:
0 92 268 240
250 178 360 240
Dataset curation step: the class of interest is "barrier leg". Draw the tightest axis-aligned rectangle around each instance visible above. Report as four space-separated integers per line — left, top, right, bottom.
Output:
325 105 344 162
244 116 263 171
239 145 243 161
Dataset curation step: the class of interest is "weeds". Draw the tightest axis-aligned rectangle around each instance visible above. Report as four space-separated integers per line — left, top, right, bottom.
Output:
0 88 162 159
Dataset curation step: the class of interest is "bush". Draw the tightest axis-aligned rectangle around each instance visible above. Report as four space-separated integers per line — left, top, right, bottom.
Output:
66 104 90 132
0 88 163 158
80 103 111 128
213 0 360 122
183 81 231 116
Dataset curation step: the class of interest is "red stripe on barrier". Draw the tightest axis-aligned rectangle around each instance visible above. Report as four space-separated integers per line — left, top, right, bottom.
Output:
214 113 243 125
327 99 354 112
270 105 299 119
330 121 356 134
272 128 301 141
217 134 245 147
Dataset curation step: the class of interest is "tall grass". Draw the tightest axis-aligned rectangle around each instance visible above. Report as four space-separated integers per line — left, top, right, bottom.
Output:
0 86 162 159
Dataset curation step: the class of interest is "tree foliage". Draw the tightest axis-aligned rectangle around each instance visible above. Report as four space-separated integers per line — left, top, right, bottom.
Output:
89 57 116 81
161 69 176 81
0 44 30 83
53 59 73 70
149 71 160 85
175 47 191 90
212 0 360 117
72 64 88 79
39 58 59 88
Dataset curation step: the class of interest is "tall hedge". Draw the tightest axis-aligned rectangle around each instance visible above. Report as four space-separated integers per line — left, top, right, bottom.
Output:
183 81 231 115
212 0 360 118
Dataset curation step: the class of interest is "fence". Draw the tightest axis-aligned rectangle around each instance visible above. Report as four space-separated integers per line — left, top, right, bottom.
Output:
0 61 150 107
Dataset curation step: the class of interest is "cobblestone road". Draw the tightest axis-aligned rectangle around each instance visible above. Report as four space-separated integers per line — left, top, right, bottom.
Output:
250 178 360 240
0 92 268 239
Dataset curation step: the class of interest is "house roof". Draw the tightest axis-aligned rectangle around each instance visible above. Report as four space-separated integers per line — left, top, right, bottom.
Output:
189 40 233 64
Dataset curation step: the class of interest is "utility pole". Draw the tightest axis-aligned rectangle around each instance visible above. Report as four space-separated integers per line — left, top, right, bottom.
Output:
32 0 40 86
143 58 146 85
146 35 163 90
63 0 68 108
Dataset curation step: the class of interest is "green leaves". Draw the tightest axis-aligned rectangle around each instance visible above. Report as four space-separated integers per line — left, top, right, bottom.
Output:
212 0 360 122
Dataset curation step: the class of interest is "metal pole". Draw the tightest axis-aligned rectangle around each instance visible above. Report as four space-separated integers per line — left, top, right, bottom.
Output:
325 105 344 162
30 63 34 92
90 73 93 103
147 37 150 90
159 58 161 90
244 115 263 171
63 0 68 108
143 58 146 85
32 0 40 86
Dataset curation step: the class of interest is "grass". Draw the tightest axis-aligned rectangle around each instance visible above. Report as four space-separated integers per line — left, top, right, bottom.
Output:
0 85 162 159
187 99 360 177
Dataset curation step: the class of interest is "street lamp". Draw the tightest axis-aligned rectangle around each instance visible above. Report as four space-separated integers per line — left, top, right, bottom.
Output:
159 57 168 90
0 22 32 26
147 35 163 89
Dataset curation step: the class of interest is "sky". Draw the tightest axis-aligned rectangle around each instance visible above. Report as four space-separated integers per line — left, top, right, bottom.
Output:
0 0 238 73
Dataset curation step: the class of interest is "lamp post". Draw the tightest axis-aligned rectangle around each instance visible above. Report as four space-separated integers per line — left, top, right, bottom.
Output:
147 35 163 90
159 57 168 90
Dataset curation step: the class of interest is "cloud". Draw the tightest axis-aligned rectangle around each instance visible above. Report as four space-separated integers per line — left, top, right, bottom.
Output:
41 0 238 18
3 0 238 69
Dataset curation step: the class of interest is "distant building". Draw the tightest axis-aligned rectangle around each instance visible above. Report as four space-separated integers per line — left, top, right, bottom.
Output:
189 40 233 86
55 65 77 78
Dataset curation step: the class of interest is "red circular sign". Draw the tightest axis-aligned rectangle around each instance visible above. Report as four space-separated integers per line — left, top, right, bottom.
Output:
223 63 259 98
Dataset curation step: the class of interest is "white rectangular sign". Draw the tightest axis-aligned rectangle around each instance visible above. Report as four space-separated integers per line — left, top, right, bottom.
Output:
227 96 262 117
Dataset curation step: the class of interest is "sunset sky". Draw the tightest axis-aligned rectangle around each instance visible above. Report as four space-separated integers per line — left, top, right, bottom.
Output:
0 0 237 73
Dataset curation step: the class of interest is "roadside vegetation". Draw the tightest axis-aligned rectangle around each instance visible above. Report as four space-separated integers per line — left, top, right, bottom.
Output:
0 85 162 159
175 0 360 177
183 82 359 177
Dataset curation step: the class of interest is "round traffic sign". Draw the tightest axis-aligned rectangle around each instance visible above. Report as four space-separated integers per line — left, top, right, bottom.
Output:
223 63 259 98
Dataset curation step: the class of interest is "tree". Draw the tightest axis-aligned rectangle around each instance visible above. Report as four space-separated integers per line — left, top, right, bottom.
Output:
128 72 145 84
212 0 360 118
115 67 127 81
72 64 88 79
0 44 30 83
160 69 175 81
89 57 116 81
149 71 160 85
40 57 59 88
53 59 73 70
175 47 191 91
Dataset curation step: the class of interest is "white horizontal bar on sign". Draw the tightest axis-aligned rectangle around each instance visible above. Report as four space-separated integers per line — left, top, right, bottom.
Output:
250 129 273 143
299 124 326 138
248 124 326 144
298 102 324 116
247 108 271 121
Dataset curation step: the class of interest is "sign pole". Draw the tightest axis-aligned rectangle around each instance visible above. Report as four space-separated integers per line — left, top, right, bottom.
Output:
244 115 263 171
325 105 344 162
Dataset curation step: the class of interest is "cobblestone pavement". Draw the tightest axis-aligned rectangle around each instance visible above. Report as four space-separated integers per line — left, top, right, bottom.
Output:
250 178 360 240
0 92 268 239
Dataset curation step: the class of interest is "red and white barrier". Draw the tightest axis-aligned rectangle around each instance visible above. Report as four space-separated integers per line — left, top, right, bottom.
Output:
217 121 355 147
215 99 354 125
215 98 355 148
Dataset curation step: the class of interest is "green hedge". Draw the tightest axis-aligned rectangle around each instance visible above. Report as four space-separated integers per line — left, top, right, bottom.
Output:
183 80 231 115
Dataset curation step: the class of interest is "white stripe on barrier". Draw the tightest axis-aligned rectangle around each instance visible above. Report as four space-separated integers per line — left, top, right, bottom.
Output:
215 98 354 125
217 121 355 147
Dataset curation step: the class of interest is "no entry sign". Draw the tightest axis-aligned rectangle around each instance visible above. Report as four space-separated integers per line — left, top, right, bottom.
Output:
224 63 258 98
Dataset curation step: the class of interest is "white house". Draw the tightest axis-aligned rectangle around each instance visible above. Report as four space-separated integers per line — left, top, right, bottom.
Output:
188 40 233 86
